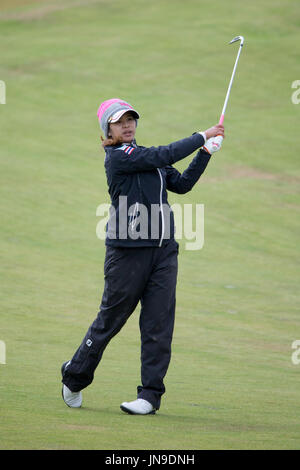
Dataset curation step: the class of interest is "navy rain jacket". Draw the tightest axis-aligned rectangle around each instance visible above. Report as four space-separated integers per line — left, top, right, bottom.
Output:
103 132 211 247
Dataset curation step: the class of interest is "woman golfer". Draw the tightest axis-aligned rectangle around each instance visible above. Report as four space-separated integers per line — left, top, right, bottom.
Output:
61 98 224 414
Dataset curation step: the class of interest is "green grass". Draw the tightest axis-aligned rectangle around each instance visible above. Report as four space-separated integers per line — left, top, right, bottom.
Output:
0 0 300 450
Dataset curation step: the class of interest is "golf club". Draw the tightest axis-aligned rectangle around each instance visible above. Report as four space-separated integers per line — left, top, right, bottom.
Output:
204 35 244 154
219 35 244 125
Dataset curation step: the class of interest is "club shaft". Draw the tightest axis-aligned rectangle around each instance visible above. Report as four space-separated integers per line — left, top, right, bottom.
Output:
219 43 243 124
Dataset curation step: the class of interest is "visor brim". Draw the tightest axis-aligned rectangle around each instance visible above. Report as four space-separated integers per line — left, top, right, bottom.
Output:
108 108 139 123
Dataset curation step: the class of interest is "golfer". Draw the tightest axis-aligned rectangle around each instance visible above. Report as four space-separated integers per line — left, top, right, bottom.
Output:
61 98 224 414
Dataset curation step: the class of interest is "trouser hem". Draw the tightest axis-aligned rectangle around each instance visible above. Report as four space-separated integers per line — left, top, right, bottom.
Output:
137 387 162 410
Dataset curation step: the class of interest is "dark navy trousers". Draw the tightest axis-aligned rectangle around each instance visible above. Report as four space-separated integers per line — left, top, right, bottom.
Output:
62 238 179 410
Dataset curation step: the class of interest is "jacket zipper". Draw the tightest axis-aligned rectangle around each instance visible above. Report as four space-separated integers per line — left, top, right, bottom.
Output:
128 173 142 234
157 168 165 247
137 174 143 202
129 202 139 231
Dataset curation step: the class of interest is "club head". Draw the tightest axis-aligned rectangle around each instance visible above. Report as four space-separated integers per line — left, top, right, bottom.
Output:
229 36 244 46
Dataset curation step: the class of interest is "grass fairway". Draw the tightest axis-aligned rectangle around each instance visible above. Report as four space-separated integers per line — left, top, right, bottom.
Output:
1 0 300 450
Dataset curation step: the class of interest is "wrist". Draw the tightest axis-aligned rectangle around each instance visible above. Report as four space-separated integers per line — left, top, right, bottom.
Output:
198 131 206 143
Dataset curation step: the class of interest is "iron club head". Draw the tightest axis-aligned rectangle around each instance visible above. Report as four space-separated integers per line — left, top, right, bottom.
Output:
229 35 244 46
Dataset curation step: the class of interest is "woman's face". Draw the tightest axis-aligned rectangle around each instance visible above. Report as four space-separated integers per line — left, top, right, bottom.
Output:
108 112 137 143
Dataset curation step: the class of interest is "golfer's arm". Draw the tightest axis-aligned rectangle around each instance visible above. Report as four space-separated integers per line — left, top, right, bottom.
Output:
111 133 205 173
165 149 211 194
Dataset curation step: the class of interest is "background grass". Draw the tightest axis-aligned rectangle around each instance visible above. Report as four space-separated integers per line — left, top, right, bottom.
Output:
0 0 299 450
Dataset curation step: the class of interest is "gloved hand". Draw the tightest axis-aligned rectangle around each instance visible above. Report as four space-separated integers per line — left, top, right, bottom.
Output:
203 135 223 155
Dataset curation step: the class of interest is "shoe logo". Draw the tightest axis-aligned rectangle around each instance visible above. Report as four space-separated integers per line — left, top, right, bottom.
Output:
86 339 93 347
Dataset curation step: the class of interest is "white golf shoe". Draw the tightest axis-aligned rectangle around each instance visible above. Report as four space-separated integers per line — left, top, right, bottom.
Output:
62 384 82 408
120 398 155 415
61 361 82 408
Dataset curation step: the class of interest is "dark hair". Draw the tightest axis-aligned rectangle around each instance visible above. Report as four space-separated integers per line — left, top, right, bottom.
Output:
101 135 124 148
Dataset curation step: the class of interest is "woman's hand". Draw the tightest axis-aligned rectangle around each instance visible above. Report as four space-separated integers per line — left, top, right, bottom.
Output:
204 124 225 140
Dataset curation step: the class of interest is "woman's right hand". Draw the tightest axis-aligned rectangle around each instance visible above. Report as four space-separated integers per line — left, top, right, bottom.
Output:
204 124 225 140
